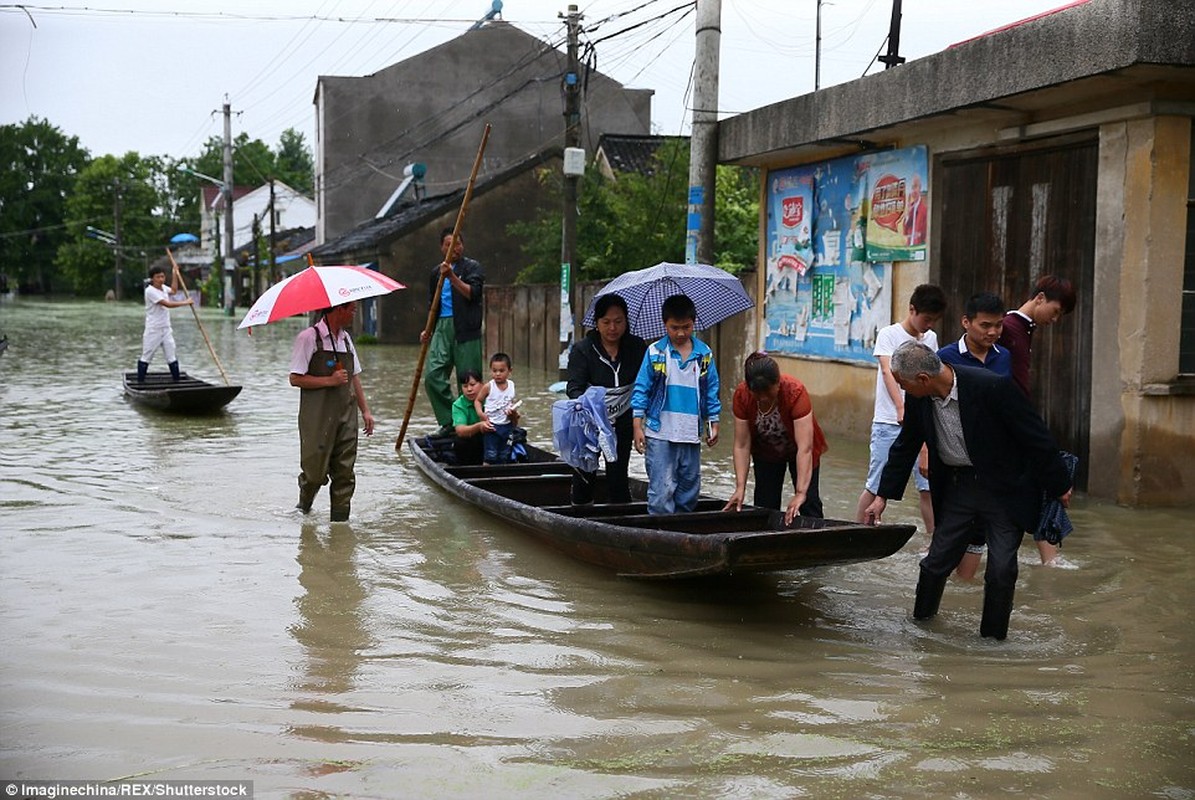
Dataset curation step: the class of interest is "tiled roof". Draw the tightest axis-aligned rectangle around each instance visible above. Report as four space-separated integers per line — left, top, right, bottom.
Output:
310 146 557 260
596 134 687 176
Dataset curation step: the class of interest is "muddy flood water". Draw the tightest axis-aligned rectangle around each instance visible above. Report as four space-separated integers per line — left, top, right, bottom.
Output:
0 298 1192 798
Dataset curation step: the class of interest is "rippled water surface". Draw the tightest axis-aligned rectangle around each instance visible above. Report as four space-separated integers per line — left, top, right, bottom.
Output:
1 298 1192 798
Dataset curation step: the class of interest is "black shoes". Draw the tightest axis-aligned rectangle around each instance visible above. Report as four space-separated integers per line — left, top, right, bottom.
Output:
330 506 350 522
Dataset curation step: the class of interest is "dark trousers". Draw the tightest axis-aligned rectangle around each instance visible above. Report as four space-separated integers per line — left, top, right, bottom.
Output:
752 456 824 518
918 466 1023 639
571 425 634 504
453 434 483 466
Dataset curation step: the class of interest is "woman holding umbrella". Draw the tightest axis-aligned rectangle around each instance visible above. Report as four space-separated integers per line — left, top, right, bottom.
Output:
565 294 647 504
288 301 375 522
722 353 827 524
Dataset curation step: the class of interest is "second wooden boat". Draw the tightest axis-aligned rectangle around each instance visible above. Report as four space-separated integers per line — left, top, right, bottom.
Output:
122 371 242 413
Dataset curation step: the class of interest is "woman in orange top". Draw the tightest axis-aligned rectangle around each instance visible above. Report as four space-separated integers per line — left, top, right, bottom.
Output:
723 353 828 524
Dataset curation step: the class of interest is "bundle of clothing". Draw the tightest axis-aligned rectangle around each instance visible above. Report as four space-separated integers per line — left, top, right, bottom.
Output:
1035 450 1079 546
552 386 617 473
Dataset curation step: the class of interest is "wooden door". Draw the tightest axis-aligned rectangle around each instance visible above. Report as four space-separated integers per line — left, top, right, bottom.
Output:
936 134 1097 488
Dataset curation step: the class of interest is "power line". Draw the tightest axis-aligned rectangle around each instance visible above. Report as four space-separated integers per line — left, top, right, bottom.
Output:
0 5 481 24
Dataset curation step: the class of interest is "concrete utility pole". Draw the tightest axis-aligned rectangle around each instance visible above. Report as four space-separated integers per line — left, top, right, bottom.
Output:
686 0 721 265
222 97 236 313
112 179 123 300
268 178 277 286
815 0 823 90
559 3 583 374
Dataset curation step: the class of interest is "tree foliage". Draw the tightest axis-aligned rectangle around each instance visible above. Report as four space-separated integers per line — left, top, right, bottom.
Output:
0 116 313 296
188 128 314 197
508 140 759 285
0 117 91 292
275 128 315 195
57 153 166 297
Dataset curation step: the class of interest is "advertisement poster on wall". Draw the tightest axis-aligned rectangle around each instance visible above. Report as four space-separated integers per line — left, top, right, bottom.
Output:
864 145 929 263
764 153 896 363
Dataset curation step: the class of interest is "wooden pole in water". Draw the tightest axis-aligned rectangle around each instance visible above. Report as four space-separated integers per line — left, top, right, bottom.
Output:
395 123 491 454
166 248 232 385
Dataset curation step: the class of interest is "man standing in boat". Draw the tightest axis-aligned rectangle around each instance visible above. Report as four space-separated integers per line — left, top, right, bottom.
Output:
137 263 193 383
289 301 375 522
420 228 485 438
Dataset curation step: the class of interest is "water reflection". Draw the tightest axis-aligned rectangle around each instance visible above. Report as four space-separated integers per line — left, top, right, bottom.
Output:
291 523 370 703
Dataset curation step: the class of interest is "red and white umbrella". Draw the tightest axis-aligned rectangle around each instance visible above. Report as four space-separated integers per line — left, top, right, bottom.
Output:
237 265 406 330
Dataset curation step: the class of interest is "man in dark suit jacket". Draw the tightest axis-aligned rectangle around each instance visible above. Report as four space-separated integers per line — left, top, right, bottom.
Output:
863 342 1072 640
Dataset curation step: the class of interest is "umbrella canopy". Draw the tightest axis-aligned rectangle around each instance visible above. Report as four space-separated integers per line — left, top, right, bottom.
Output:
169 232 199 244
238 265 406 330
582 262 754 340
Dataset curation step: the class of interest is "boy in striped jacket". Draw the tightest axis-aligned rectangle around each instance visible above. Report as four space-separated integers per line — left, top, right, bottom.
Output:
631 294 721 514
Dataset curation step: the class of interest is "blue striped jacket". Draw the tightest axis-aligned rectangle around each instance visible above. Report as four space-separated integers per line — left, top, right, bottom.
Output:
631 335 721 437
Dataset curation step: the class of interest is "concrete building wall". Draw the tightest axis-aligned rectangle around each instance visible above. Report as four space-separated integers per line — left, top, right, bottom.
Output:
371 162 561 345
316 22 651 242
1099 115 1195 505
721 0 1195 505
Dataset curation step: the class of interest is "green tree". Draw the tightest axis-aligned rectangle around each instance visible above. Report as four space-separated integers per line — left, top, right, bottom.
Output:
274 128 315 195
184 130 313 205
57 153 166 296
0 117 91 292
713 163 761 272
194 133 277 189
150 154 201 237
509 139 758 285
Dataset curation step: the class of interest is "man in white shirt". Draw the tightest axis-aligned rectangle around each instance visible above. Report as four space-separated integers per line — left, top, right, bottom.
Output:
855 284 946 538
138 264 193 383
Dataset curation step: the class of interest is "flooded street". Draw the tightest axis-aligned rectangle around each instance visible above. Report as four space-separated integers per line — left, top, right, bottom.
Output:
1 298 1192 798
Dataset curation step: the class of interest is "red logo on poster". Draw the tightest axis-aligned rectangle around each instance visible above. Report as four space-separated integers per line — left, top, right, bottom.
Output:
777 253 808 277
870 174 907 232
781 196 804 228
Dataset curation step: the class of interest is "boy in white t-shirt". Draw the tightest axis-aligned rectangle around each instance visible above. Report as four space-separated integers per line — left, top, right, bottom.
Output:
854 284 946 537
138 264 193 383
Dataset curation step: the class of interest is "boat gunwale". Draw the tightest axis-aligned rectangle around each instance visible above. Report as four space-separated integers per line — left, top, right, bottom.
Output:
408 438 917 578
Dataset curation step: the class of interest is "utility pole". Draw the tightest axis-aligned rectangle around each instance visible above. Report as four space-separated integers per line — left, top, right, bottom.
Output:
222 96 236 314
686 0 721 265
113 180 123 300
815 0 823 90
878 0 906 69
559 3 583 375
268 178 277 285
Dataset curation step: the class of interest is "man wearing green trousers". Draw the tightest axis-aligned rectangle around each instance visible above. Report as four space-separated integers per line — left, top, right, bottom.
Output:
420 228 485 437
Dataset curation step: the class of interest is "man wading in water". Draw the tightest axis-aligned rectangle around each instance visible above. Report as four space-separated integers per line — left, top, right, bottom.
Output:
288 301 375 522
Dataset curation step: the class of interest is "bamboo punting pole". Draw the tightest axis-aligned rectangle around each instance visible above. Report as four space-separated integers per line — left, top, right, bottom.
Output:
395 123 492 454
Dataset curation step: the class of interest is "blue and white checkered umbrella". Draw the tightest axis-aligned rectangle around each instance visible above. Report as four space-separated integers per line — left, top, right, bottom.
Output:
582 262 754 340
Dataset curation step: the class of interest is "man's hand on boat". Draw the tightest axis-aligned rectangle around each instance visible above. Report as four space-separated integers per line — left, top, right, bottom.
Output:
863 496 886 525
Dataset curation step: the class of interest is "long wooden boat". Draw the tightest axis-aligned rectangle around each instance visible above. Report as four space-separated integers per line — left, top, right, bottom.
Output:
409 437 917 579
122 371 242 413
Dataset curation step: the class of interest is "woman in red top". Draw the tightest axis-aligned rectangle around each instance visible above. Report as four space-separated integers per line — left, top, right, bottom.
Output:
723 353 828 524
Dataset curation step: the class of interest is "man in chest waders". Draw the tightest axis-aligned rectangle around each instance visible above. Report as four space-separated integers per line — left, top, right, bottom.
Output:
288 301 375 522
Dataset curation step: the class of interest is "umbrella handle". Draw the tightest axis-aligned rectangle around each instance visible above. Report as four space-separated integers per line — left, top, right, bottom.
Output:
166 249 232 386
395 123 491 454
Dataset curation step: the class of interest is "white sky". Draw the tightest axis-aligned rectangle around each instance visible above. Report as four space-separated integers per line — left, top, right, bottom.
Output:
1 0 1074 160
